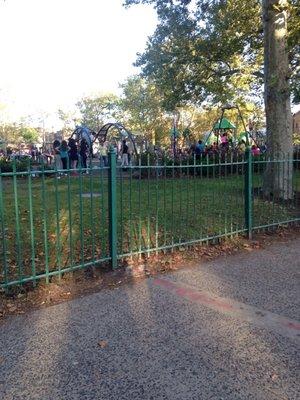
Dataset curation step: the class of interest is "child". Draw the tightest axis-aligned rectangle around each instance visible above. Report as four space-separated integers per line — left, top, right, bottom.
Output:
251 145 260 156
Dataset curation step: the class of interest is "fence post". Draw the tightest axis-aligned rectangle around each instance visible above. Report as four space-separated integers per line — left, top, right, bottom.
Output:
108 148 117 269
244 148 253 239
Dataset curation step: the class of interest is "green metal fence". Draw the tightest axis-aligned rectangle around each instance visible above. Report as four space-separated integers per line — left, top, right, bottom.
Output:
0 150 299 288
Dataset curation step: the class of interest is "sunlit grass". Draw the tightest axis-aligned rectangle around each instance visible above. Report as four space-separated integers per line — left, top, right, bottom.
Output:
0 168 299 284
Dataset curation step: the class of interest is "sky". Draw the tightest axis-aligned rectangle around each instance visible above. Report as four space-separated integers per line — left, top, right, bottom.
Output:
0 0 299 128
0 0 157 126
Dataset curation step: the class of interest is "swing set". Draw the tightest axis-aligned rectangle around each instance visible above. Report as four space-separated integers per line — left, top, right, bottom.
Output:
204 104 259 148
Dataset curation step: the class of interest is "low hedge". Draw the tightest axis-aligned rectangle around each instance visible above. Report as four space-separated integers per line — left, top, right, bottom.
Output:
0 158 29 173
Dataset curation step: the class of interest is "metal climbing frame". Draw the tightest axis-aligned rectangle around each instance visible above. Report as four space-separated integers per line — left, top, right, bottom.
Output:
95 122 138 157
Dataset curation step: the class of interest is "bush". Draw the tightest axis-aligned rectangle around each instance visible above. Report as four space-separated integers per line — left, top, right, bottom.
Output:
0 158 29 173
135 151 248 179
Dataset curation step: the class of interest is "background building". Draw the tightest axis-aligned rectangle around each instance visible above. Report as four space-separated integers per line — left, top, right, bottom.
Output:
293 110 300 134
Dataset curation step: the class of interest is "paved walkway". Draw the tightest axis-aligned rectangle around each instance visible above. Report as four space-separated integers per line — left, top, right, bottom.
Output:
1 238 299 399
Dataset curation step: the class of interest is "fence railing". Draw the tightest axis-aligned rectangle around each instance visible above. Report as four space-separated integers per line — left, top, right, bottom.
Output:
0 150 299 288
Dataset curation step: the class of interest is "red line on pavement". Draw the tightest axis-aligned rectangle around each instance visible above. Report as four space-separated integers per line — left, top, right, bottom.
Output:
281 321 300 331
153 278 233 311
153 278 300 339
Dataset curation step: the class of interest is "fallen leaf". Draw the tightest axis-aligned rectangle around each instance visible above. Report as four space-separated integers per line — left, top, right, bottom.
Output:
7 305 17 312
98 340 108 348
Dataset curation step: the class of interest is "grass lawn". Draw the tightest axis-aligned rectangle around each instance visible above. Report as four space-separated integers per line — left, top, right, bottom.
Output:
0 167 299 285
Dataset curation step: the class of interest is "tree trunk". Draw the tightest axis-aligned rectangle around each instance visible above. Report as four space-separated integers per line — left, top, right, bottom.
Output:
263 0 293 200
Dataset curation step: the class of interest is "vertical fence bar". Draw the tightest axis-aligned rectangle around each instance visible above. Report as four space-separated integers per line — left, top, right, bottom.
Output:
185 156 190 242
53 159 62 279
273 153 278 226
138 155 142 257
129 163 133 255
78 156 84 266
89 160 95 263
179 155 182 244
108 148 117 269
193 155 196 228
228 153 233 235
244 148 253 239
212 154 216 237
67 158 74 269
201 156 205 241
41 161 50 283
0 169 8 286
27 160 36 283
119 160 124 255
217 153 222 236
100 158 105 258
147 153 151 254
171 156 175 249
12 160 23 281
163 155 167 247
155 158 159 253
225 153 229 234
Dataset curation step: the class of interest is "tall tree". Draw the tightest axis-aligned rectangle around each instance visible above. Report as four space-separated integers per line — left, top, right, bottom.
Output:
57 108 80 137
263 0 293 198
0 122 39 147
125 0 264 108
119 76 168 144
125 0 299 197
76 94 120 133
124 0 299 104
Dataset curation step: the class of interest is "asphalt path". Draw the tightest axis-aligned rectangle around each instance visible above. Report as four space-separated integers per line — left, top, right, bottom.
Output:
1 238 299 399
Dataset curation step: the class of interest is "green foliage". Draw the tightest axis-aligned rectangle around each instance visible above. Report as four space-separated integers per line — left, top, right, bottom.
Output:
293 133 300 145
0 158 29 172
119 76 168 144
76 93 120 132
288 1 300 103
0 123 39 146
55 78 264 147
125 0 299 106
18 126 39 144
57 108 79 136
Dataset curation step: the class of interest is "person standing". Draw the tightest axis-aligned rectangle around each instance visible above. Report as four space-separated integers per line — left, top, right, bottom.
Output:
68 138 78 169
59 140 69 170
195 140 204 161
121 139 129 168
79 138 88 169
53 140 61 169
98 141 108 167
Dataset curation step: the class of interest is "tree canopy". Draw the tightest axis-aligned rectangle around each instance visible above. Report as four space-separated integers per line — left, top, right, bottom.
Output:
75 94 120 132
119 76 168 144
124 0 299 108
0 122 39 147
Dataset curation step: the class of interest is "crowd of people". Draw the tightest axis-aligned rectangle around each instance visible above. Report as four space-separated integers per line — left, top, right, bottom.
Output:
1 130 265 172
51 137 132 171
190 136 263 158
52 138 90 171
0 146 42 161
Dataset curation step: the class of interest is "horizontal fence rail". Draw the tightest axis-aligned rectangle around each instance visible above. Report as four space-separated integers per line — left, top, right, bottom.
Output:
0 150 299 288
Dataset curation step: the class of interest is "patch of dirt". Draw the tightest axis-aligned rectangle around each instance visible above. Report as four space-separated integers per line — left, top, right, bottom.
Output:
0 225 299 322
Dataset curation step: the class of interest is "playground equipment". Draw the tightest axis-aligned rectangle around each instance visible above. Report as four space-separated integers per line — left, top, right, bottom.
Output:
213 117 236 131
70 125 95 155
95 122 138 157
205 104 258 148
